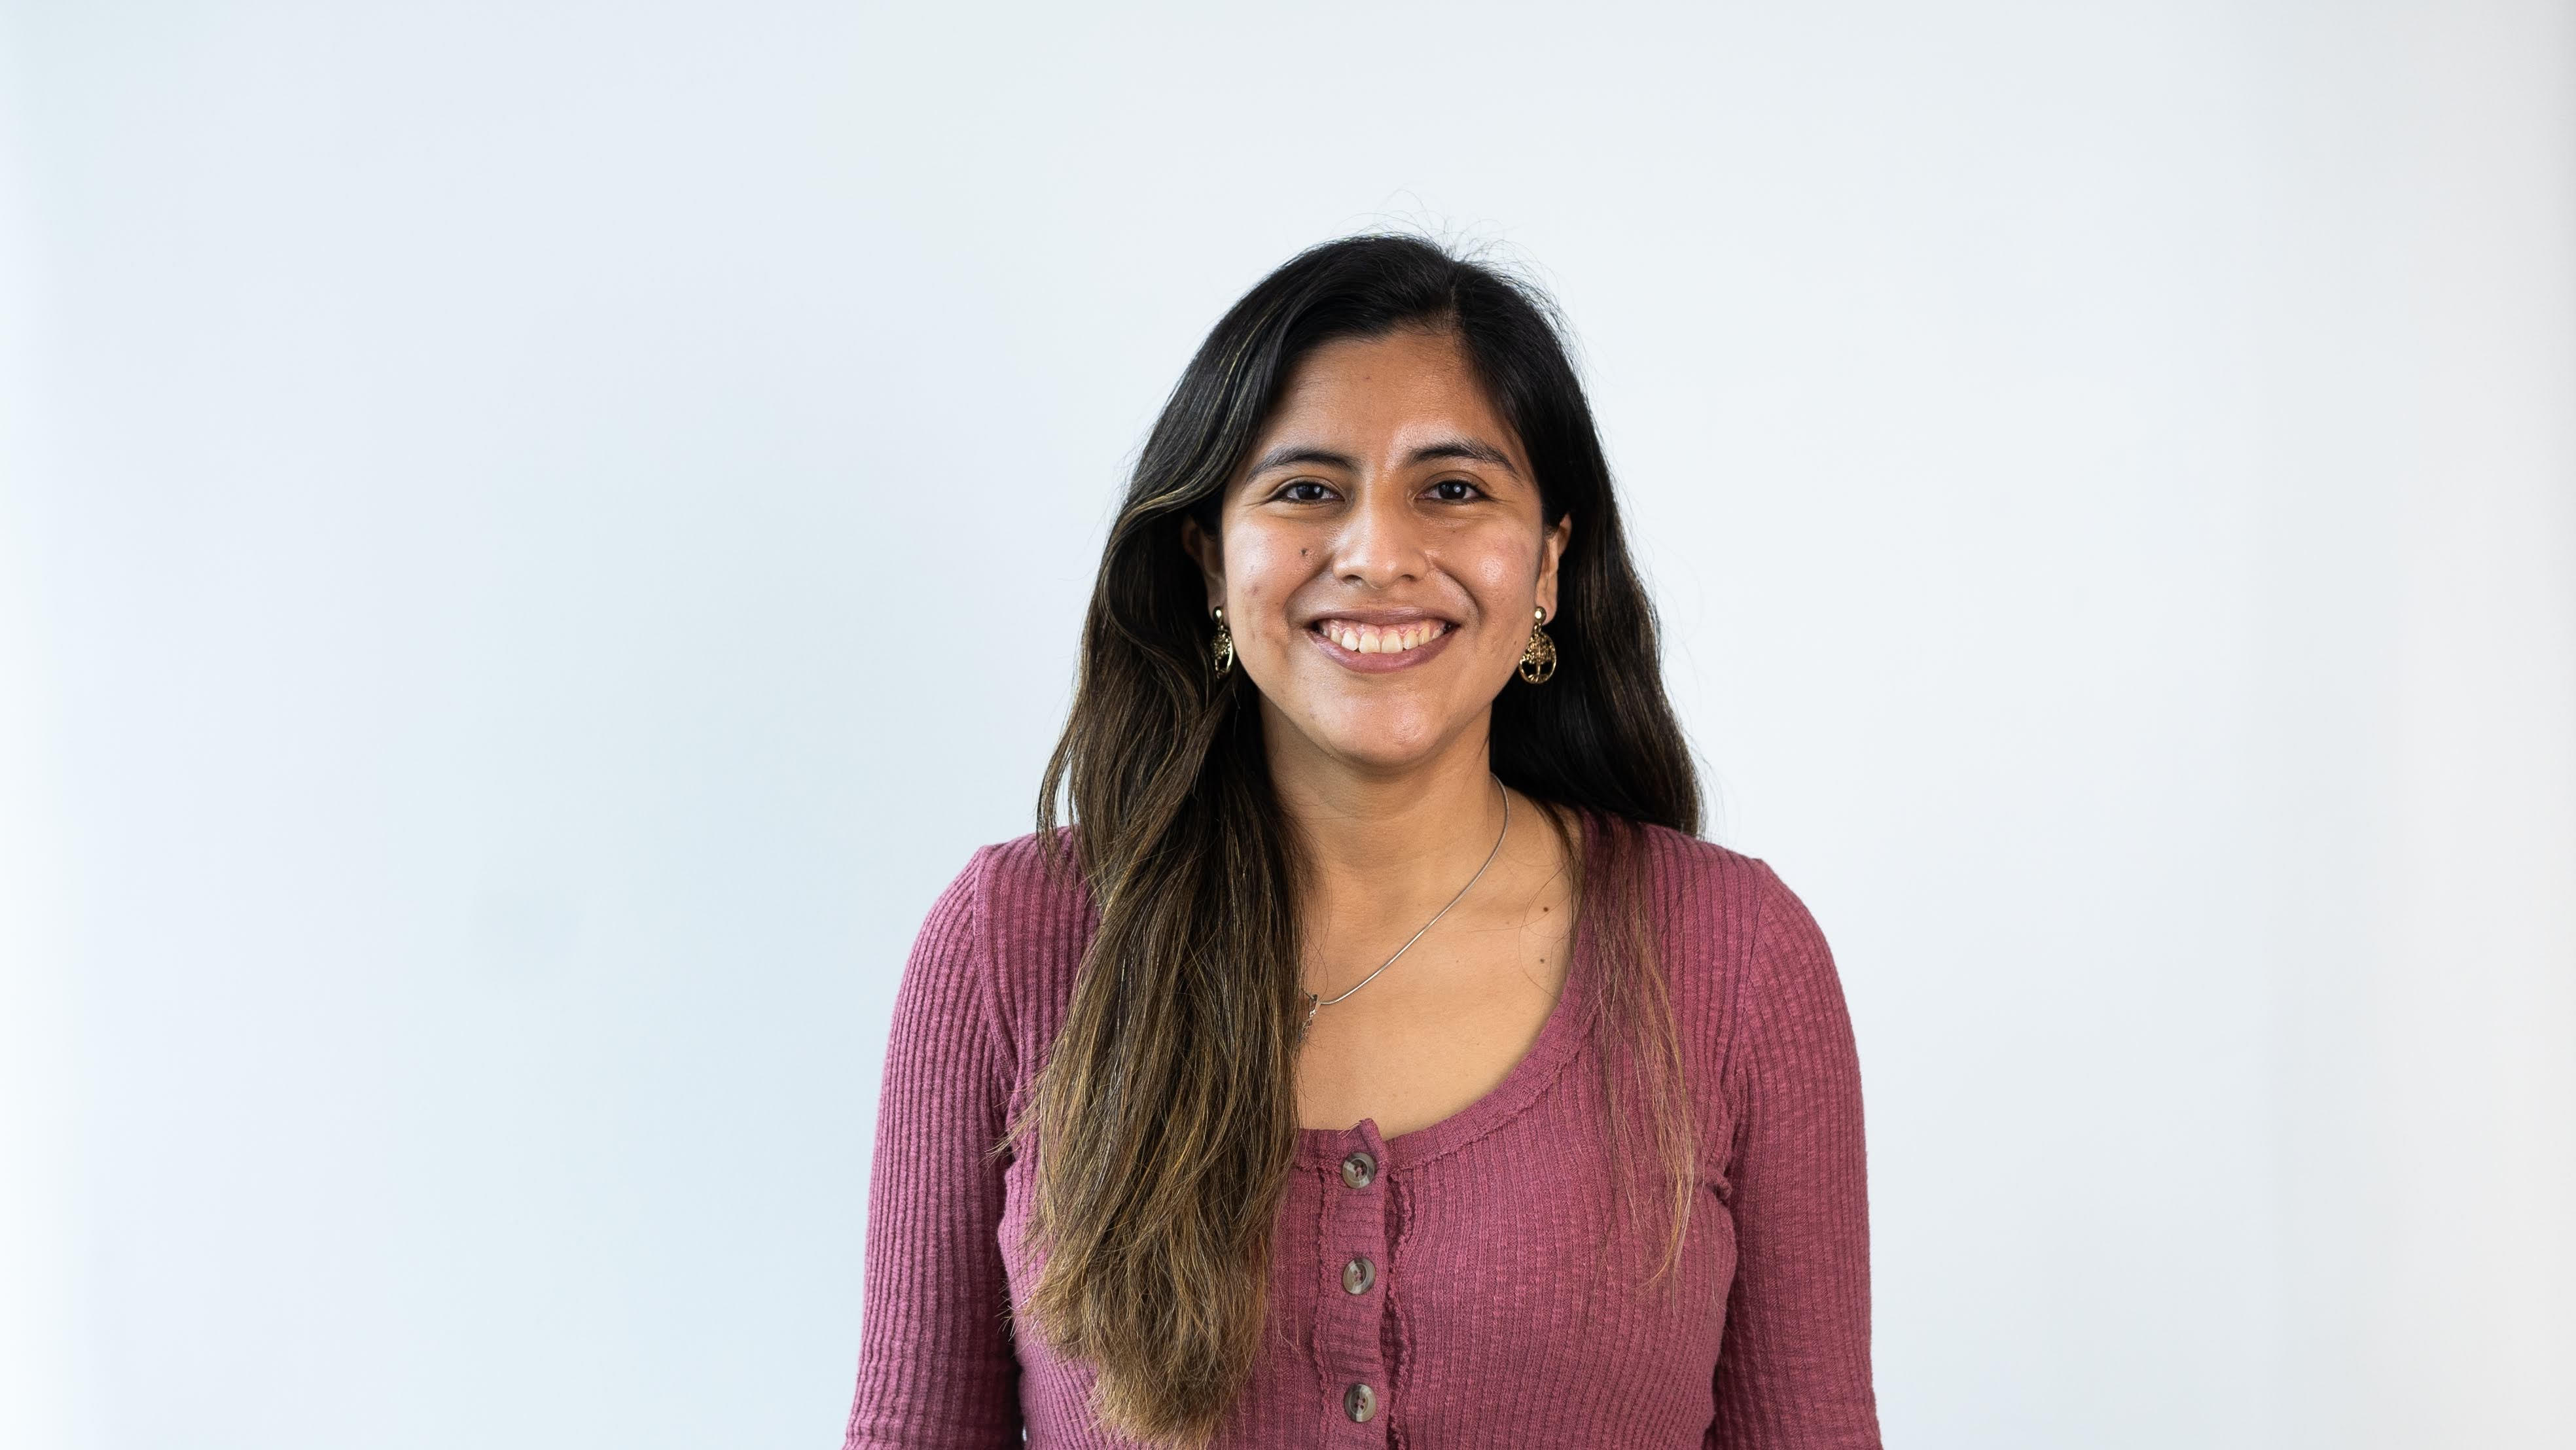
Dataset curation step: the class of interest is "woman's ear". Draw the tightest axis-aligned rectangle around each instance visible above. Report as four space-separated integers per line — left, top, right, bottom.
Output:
1535 513 1573 622
1177 516 1226 612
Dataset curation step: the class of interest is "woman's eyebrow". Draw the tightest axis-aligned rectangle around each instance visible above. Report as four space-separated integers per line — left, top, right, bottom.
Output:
1407 438 1520 474
1245 437 1520 475
1247 444 1358 474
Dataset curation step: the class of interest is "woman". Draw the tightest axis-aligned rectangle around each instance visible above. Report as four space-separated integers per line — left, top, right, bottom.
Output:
842 236 1878 1448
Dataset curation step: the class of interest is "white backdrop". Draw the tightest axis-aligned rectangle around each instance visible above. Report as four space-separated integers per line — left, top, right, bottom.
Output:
4 3 2571 1447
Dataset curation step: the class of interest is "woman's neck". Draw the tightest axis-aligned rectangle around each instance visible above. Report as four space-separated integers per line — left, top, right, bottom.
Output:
1261 705 1511 933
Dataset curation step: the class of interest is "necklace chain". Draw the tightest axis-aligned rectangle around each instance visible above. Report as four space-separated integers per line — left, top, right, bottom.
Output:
1300 773 1511 1039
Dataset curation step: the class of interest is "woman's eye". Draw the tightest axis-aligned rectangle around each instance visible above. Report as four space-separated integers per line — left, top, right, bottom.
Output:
1279 481 1333 503
1430 479 1484 502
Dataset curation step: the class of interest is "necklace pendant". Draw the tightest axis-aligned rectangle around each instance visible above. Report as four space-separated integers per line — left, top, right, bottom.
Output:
1290 773 1511 1040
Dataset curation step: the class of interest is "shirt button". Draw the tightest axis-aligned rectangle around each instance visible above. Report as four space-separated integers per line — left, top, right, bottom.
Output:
1342 1256 1376 1294
1343 1382 1378 1423
1340 1151 1376 1189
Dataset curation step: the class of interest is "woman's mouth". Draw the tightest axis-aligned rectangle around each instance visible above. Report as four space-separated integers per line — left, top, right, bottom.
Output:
1306 617 1456 671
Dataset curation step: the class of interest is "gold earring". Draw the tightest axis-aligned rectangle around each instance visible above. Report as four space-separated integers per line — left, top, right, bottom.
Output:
1518 606 1557 684
1211 606 1235 677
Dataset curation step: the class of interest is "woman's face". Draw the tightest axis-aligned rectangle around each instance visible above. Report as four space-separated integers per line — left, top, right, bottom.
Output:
1180 327 1573 775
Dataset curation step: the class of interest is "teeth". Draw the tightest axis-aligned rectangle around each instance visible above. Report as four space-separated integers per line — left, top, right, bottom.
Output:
1319 620 1444 654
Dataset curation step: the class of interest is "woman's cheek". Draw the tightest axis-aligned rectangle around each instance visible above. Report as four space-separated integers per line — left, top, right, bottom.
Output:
1459 539 1537 610
1223 538 1303 648
1224 523 1293 586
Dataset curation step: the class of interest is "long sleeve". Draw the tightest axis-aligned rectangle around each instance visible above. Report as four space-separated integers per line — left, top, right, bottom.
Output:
842 847 1026 1449
1707 862 1880 1449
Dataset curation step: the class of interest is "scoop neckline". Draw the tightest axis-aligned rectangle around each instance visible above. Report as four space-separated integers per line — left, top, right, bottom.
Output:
1292 807 1600 1174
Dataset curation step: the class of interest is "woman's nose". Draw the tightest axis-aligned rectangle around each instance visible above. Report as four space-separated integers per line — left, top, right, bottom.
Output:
1331 486 1427 588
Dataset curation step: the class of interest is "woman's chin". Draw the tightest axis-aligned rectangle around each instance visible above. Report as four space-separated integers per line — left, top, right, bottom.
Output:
1270 699 1474 775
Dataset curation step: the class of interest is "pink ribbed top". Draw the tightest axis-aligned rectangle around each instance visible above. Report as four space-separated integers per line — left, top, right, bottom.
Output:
842 816 1879 1448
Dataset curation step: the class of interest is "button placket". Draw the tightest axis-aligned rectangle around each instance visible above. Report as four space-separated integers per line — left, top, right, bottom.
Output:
1318 1123 1393 1440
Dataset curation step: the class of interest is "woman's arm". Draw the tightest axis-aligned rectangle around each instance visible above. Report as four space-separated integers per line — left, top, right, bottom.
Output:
841 847 1025 1449
1708 862 1881 1449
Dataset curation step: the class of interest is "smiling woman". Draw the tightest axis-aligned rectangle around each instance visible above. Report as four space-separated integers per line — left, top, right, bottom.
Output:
841 237 1880 1449
1179 327 1571 763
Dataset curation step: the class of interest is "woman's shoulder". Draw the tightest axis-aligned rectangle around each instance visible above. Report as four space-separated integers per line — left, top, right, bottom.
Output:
915 827 1093 1065
956 825 1093 923
1626 817 1762 881
1620 819 1796 932
1614 819 1840 1020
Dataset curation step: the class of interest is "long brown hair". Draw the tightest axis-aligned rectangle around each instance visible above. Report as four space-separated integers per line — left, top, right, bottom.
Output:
1009 236 1704 1445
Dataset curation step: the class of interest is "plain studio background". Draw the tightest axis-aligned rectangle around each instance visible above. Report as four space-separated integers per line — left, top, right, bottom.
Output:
3 3 2571 1446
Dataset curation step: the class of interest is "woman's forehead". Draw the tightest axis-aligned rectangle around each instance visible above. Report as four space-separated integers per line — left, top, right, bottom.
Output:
1251 332 1526 472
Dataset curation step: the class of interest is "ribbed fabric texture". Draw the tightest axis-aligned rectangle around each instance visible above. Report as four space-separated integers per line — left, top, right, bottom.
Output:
842 819 1880 1449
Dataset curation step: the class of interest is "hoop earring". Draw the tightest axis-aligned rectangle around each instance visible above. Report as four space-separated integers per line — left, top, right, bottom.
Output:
1518 606 1557 684
1210 606 1235 677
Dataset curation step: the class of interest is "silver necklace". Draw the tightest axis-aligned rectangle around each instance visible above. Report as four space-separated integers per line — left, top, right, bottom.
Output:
1300 773 1511 1040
